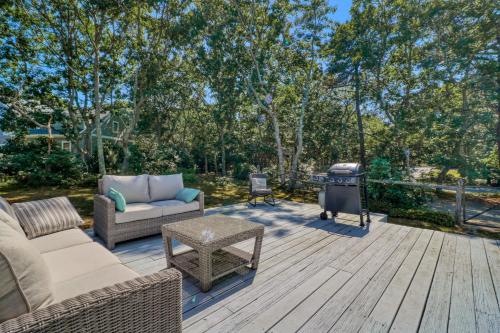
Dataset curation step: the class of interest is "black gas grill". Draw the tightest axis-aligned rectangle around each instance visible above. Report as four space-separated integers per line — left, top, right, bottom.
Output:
312 163 370 226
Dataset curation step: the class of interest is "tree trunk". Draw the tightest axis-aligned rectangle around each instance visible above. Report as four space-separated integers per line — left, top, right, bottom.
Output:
213 152 218 176
47 115 52 156
204 153 208 175
268 105 285 185
93 20 106 176
290 65 313 189
354 65 367 170
497 33 500 166
220 128 226 176
497 98 500 167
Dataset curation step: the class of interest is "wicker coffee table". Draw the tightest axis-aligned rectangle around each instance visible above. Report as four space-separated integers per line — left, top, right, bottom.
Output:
162 214 264 291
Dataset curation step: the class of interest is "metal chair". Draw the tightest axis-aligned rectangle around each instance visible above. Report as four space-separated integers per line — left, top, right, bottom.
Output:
248 173 276 207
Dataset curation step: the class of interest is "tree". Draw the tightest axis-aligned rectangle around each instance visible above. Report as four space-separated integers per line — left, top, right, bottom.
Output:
289 0 331 187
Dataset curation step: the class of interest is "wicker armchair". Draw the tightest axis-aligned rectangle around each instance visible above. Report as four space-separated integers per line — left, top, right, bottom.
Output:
94 182 204 250
0 269 183 333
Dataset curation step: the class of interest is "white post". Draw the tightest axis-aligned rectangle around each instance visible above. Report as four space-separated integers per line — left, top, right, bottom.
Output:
455 178 465 225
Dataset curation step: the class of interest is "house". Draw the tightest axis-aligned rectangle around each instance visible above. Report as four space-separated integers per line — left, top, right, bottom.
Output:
26 127 72 151
24 113 131 153
84 112 133 151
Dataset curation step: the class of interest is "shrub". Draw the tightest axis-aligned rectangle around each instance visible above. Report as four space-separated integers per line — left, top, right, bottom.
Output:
389 208 454 227
233 162 257 180
0 138 85 187
128 137 194 175
178 168 198 184
368 157 429 209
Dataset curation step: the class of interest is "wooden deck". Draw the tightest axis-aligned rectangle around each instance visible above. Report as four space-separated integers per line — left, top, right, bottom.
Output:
107 201 500 333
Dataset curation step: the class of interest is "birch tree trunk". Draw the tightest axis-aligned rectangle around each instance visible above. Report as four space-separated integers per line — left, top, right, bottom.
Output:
267 104 286 185
204 153 208 175
290 64 313 188
354 64 367 170
220 128 226 176
92 17 106 176
120 71 144 173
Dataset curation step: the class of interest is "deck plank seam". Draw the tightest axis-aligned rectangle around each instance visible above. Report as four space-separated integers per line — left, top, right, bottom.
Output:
377 230 435 333
202 224 399 332
326 228 423 333
181 221 359 326
293 226 410 333
482 238 500 310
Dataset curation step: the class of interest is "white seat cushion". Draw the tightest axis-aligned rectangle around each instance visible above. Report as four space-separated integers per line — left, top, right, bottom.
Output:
148 174 184 201
53 264 139 303
42 242 120 283
115 203 163 224
151 200 200 216
102 174 150 203
29 228 92 254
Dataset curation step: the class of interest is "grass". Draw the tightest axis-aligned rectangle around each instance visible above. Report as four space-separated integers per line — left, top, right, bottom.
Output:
388 217 499 239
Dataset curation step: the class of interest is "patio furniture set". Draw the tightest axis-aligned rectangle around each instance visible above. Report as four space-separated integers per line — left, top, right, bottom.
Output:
0 173 266 333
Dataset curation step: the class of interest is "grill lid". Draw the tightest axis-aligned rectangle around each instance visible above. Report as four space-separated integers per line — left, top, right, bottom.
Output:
327 163 363 176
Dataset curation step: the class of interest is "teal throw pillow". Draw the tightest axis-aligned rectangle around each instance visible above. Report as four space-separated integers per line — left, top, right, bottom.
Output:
175 188 200 203
108 187 126 212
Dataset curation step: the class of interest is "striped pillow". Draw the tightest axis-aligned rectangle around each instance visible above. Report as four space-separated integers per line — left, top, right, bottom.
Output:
13 197 83 239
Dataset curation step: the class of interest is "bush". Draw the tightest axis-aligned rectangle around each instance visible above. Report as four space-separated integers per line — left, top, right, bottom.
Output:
178 168 198 184
128 137 194 175
389 208 454 227
232 162 257 180
0 138 85 187
86 141 124 174
368 157 429 209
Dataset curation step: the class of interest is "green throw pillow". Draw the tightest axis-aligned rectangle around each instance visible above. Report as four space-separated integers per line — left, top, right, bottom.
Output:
108 187 126 212
175 188 200 203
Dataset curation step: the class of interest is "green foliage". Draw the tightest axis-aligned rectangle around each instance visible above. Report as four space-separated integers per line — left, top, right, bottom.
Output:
178 168 198 184
128 137 194 175
368 158 429 209
88 142 124 175
0 0 497 192
232 163 258 180
389 208 455 227
370 200 454 227
0 138 85 187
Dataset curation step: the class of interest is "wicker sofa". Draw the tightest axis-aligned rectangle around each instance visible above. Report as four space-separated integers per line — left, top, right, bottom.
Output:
94 174 204 249
0 196 182 333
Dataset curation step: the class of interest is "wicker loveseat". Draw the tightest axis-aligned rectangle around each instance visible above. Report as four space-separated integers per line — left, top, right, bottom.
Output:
0 196 182 333
94 174 204 249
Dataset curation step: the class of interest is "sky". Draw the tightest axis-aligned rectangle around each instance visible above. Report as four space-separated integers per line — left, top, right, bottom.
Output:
329 0 352 23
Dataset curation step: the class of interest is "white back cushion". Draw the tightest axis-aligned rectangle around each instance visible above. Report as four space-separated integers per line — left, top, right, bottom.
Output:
0 197 25 236
251 177 267 191
149 174 184 201
102 175 150 203
0 211 54 323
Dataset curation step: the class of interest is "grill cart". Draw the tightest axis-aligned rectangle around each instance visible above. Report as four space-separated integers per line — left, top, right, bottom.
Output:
312 163 371 227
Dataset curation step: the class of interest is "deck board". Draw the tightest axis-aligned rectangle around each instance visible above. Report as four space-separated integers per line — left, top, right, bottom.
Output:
419 233 456 333
102 201 498 333
470 237 500 333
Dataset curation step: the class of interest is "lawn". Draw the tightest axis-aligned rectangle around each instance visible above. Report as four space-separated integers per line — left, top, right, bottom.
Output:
0 175 314 228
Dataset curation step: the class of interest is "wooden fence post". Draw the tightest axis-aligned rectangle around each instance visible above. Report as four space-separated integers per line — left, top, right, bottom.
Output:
455 178 465 225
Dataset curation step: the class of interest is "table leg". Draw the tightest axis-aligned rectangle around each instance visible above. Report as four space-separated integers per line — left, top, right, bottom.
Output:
164 236 173 268
199 248 212 292
252 231 264 269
